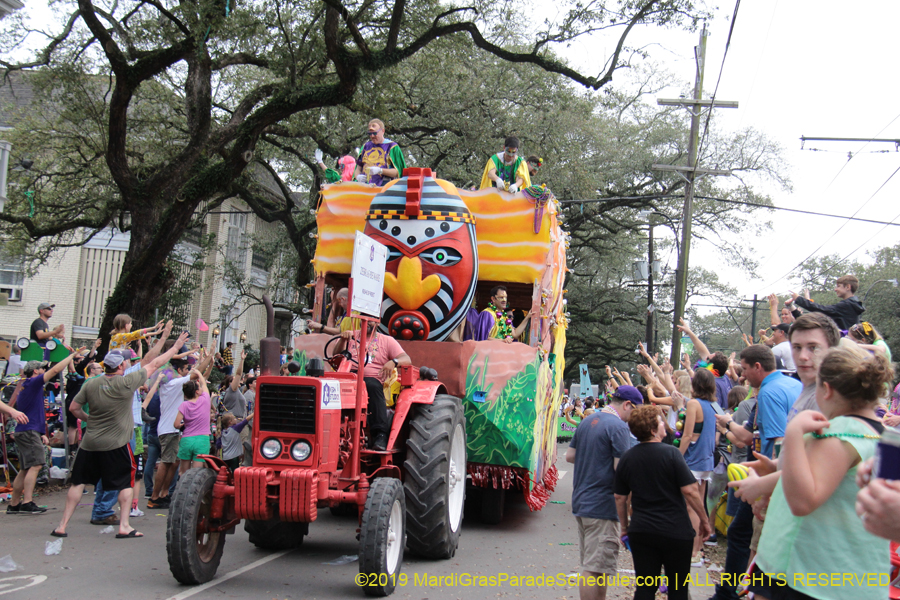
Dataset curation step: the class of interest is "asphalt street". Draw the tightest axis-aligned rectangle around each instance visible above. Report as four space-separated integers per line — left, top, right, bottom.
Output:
0 448 715 600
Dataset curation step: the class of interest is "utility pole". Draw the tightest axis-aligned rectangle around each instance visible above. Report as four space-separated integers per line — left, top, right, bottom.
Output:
744 295 759 342
653 23 738 364
645 217 655 354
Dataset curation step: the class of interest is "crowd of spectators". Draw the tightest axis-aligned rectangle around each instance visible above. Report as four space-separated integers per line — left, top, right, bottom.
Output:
567 275 900 600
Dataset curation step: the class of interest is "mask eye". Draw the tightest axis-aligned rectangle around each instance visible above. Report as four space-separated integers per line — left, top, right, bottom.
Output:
419 247 461 266
385 246 403 262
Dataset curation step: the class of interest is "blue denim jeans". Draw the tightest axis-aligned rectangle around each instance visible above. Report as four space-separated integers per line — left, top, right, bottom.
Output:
712 498 754 600
92 479 118 521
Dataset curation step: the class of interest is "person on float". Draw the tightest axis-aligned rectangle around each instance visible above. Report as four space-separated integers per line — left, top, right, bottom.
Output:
353 118 406 186
468 285 534 343
333 320 411 451
315 148 357 183
479 136 531 192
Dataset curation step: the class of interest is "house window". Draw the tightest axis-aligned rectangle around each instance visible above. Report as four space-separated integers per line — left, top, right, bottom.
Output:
251 250 270 271
226 212 248 269
0 255 24 301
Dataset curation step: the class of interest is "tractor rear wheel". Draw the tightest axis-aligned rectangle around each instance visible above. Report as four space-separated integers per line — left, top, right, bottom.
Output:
403 394 466 559
244 518 308 550
359 478 405 597
167 468 226 584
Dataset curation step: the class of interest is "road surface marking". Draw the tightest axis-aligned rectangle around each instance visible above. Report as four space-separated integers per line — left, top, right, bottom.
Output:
0 575 47 596
165 549 294 600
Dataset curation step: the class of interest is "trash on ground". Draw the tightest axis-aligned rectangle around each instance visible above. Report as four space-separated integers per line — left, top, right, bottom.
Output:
549 500 566 504
321 554 358 565
708 563 723 572
100 526 115 534
0 555 23 572
44 540 63 556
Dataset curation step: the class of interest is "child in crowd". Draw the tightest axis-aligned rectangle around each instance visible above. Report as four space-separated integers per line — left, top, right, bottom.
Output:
173 369 212 474
747 345 891 600
218 412 255 471
109 313 165 351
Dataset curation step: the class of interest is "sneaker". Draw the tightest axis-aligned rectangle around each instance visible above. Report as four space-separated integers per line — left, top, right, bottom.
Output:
144 491 153 499
147 497 170 509
90 515 120 525
130 508 145 518
704 534 718 546
6 503 20 515
18 501 48 514
691 555 704 568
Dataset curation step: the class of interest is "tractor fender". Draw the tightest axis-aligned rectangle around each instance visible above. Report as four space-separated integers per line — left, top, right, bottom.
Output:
388 380 447 449
196 454 229 473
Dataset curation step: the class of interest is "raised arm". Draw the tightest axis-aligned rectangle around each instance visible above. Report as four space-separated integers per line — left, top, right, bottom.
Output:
677 318 710 359
145 331 190 378
768 294 781 328
43 349 83 383
231 350 246 390
639 342 675 393
141 320 174 367
142 376 161 409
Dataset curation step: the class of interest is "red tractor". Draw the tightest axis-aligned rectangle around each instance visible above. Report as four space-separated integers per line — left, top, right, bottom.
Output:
166 298 466 596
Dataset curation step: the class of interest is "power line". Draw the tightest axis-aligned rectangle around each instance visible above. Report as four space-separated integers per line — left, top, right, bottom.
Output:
704 197 900 227
757 112 900 274
562 194 900 227
816 204 900 279
755 160 900 292
696 0 742 162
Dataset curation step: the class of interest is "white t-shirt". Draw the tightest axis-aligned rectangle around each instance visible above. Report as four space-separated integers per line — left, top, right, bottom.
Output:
773 341 795 370
158 375 190 436
125 363 143 426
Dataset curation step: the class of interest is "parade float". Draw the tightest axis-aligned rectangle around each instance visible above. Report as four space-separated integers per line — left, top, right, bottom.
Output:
297 167 568 522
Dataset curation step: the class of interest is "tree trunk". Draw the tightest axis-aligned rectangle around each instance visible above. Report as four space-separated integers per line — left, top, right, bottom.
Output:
97 196 203 343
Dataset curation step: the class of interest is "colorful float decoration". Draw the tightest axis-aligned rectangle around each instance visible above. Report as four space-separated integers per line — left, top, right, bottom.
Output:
298 167 568 514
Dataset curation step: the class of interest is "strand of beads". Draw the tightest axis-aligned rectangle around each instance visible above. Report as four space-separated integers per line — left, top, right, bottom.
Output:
810 432 881 440
673 409 686 447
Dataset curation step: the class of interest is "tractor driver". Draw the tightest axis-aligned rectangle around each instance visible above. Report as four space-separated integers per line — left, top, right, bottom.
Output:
335 321 411 451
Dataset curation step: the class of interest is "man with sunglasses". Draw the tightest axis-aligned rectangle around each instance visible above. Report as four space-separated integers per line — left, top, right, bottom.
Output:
354 118 406 186
479 136 531 193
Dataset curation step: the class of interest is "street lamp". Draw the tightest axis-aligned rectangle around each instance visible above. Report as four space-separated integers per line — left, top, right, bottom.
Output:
240 330 247 343
212 326 220 337
863 279 899 303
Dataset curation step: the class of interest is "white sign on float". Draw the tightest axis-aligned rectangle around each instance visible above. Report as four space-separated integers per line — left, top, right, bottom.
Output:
350 231 388 318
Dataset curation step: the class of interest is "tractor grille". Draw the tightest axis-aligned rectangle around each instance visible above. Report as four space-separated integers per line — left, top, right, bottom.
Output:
258 384 317 435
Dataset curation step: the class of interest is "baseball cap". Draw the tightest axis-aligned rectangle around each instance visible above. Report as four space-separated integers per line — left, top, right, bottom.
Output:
103 351 127 369
38 302 55 311
23 360 49 376
773 323 791 334
611 385 644 404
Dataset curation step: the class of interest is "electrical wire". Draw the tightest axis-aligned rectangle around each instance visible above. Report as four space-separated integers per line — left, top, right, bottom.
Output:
755 159 900 292
696 0 742 164
815 204 900 279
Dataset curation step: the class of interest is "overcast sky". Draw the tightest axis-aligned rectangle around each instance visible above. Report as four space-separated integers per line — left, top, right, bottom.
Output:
562 0 900 309
12 0 900 311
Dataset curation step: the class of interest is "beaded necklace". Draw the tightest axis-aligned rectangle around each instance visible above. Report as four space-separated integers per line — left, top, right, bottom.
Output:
488 302 514 338
810 432 880 440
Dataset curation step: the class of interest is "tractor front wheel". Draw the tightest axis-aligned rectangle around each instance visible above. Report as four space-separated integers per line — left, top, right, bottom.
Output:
359 478 406 597
166 468 226 584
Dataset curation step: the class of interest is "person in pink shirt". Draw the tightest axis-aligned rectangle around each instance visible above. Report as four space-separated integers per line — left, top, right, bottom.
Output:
173 369 212 474
336 321 411 450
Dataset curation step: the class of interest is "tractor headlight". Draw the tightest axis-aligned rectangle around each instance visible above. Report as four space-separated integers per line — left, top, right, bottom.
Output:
291 440 312 462
260 438 282 459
